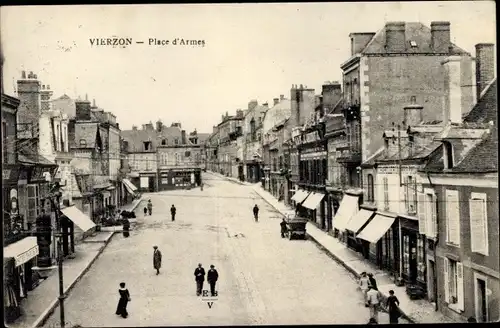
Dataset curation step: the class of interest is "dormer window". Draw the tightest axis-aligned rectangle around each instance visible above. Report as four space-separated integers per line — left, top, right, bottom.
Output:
79 139 87 147
410 40 417 47
443 141 454 169
143 141 152 151
161 139 167 145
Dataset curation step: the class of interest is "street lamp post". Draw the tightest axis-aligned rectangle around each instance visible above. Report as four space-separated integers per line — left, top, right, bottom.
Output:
48 184 66 328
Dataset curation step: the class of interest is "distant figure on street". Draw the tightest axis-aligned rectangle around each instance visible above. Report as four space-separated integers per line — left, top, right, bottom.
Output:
359 272 370 307
207 264 219 296
367 284 382 323
253 205 259 222
194 263 206 296
200 182 204 191
143 206 148 217
368 273 378 291
115 282 131 318
367 318 378 325
153 246 162 275
467 317 477 323
280 218 288 238
386 289 401 324
171 205 176 221
147 199 153 215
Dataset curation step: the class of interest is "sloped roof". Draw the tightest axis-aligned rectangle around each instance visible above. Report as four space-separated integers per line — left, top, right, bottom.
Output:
121 126 183 152
262 98 291 133
196 133 210 144
18 151 56 166
361 22 469 55
449 130 498 173
375 141 442 163
73 123 99 149
463 79 497 125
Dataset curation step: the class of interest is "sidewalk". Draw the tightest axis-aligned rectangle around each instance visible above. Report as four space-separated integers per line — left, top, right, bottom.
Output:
252 185 459 324
206 170 256 186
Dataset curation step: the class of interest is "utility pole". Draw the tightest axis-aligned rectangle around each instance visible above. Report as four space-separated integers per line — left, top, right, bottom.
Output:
49 182 65 328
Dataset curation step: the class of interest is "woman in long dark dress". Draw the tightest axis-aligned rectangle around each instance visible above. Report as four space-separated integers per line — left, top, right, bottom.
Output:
116 282 130 318
386 290 400 324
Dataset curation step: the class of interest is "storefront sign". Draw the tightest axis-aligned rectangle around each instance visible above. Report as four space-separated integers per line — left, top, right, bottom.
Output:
301 151 327 159
302 146 325 154
16 245 39 267
378 165 418 175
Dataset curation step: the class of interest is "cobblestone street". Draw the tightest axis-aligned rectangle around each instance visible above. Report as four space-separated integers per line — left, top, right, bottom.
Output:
41 172 401 326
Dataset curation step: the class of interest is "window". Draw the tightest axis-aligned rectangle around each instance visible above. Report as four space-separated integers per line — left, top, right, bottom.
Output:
63 126 67 151
279 156 283 170
175 153 180 165
443 141 454 169
161 139 167 145
27 184 39 224
175 138 179 145
444 258 464 311
367 174 374 202
143 141 152 151
425 191 437 238
405 176 417 214
383 177 389 210
446 189 460 246
56 125 61 151
2 121 7 163
469 193 488 255
161 153 168 165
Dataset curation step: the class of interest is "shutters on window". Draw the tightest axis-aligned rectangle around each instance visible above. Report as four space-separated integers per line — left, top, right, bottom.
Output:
469 196 488 255
446 191 460 245
425 193 436 238
443 257 450 303
431 195 438 239
383 177 389 210
457 262 464 311
27 184 38 224
417 193 426 235
404 176 409 212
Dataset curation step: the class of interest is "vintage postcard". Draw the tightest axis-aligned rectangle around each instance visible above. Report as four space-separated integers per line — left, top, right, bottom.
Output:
1 2 497 327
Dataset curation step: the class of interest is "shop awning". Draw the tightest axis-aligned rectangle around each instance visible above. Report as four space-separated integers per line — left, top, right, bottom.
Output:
356 214 395 243
122 178 137 194
291 190 310 203
106 186 116 191
302 192 325 210
4 237 39 267
61 206 96 232
290 190 303 202
332 195 359 231
345 209 375 234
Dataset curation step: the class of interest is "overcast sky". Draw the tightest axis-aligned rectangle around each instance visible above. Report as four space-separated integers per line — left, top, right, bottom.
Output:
1 2 496 133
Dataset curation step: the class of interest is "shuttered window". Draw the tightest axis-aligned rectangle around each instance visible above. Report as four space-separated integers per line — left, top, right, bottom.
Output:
445 189 460 246
26 184 39 225
469 193 488 255
417 192 426 235
383 177 389 210
425 193 437 239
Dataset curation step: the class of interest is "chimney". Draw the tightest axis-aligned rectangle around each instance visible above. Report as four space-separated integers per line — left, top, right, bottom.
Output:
145 123 154 131
132 125 138 131
349 32 376 55
17 70 42 125
475 43 495 99
156 120 163 132
280 94 284 101
385 22 406 52
181 130 187 144
404 103 424 127
75 97 91 121
142 124 147 130
273 98 279 106
431 21 451 53
322 81 342 112
248 100 258 111
40 82 54 112
291 85 315 127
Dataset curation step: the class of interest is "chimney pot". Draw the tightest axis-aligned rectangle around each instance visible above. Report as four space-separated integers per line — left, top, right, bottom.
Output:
33 74 37 79
300 84 304 89
280 94 284 100
47 85 50 89
21 71 26 79
273 98 279 105
475 43 495 99
42 85 45 90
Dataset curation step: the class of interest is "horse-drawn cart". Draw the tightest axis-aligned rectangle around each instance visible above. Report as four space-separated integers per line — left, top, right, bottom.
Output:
284 215 308 240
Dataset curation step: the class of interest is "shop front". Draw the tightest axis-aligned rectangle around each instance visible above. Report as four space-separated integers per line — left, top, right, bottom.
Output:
122 178 139 199
356 212 400 275
158 168 201 190
301 190 327 229
138 172 157 192
399 216 427 293
325 187 342 233
332 193 361 245
344 206 376 256
3 236 39 323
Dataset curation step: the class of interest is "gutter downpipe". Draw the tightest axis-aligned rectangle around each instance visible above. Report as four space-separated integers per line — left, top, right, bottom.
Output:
427 171 439 312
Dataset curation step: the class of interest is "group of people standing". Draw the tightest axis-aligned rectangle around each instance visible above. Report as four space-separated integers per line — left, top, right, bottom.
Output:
194 263 219 296
359 271 401 324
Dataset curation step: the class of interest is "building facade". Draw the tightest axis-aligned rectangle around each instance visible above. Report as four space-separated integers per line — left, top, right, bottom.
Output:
157 143 203 190
242 100 268 182
216 111 244 178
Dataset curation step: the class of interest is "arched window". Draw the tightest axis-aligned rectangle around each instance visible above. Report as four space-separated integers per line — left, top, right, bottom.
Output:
161 139 167 145
443 141 454 169
367 174 374 202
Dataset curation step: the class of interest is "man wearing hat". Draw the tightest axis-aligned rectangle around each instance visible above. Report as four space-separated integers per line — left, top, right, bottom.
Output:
194 263 206 296
207 265 219 297
153 246 162 275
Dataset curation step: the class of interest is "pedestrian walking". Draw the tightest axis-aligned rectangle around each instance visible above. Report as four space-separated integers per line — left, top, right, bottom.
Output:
143 206 148 217
194 263 206 296
386 290 401 324
368 273 378 290
366 285 382 323
153 246 162 275
115 282 131 318
147 199 153 215
171 205 176 221
253 204 259 222
359 271 370 306
207 265 219 296
280 218 288 238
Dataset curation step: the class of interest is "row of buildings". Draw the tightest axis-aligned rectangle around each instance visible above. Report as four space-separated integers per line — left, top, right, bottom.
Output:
204 21 498 323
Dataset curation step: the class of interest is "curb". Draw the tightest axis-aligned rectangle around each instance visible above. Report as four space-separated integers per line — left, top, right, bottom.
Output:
31 232 117 328
252 187 417 324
